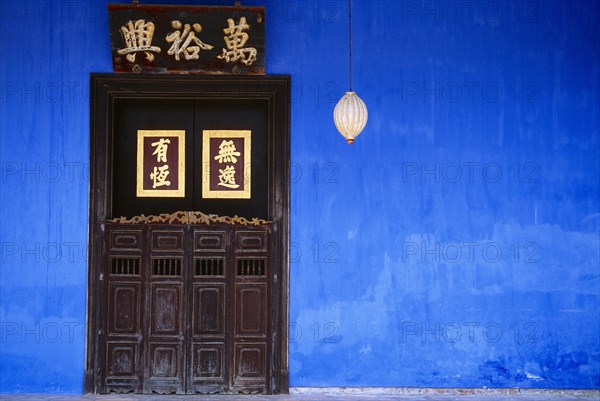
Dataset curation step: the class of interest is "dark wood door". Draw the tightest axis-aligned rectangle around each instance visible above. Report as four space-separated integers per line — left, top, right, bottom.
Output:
87 75 290 395
188 223 272 394
103 221 272 394
189 225 229 394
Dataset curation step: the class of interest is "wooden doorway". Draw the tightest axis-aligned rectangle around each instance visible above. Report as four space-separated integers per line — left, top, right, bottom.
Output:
85 75 290 394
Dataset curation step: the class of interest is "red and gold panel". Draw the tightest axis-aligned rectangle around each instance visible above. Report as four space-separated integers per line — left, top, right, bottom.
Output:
202 130 251 199
136 130 185 197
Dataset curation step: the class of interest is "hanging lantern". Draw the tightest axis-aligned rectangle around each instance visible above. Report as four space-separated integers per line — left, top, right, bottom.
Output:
333 91 368 144
334 0 367 144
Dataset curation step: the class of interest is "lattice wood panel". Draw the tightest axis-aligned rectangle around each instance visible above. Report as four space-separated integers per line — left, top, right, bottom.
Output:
102 222 271 394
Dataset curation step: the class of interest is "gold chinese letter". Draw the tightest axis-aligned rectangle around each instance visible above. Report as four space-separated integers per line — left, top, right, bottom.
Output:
218 165 240 189
214 139 241 163
166 20 214 61
217 17 257 66
117 20 162 63
150 165 171 188
151 138 170 163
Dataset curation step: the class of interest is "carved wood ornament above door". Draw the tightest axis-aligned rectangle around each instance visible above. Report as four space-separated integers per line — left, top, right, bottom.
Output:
86 74 290 394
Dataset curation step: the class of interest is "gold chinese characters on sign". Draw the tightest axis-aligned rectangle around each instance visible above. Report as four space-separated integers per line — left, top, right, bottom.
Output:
202 130 251 199
117 20 161 62
109 4 265 74
166 20 214 61
137 130 185 197
217 17 257 66
117 17 257 65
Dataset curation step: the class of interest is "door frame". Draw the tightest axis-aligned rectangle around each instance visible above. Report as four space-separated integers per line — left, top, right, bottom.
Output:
85 74 290 394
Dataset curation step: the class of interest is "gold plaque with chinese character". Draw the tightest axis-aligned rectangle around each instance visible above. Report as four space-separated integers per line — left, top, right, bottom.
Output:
202 130 251 199
136 130 185 197
108 4 265 74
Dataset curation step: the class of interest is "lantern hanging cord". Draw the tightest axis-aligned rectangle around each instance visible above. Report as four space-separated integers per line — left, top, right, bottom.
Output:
349 0 353 92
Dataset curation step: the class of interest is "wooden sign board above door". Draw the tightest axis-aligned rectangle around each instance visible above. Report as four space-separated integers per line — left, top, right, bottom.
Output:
108 3 265 75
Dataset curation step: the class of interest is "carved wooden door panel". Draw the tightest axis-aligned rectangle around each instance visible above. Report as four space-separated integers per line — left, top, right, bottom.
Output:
103 226 144 393
145 226 186 394
102 221 271 394
188 224 272 393
232 227 270 393
189 225 229 393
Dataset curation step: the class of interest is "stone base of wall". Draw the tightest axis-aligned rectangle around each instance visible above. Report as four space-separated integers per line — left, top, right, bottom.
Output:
291 387 600 397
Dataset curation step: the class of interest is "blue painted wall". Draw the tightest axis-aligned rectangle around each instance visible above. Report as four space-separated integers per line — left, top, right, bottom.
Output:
1 0 598 393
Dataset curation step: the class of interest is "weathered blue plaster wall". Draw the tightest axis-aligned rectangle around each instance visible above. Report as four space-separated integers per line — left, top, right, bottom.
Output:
1 0 598 393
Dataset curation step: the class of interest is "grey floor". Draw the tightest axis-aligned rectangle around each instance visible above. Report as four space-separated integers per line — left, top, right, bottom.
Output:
1 392 599 401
